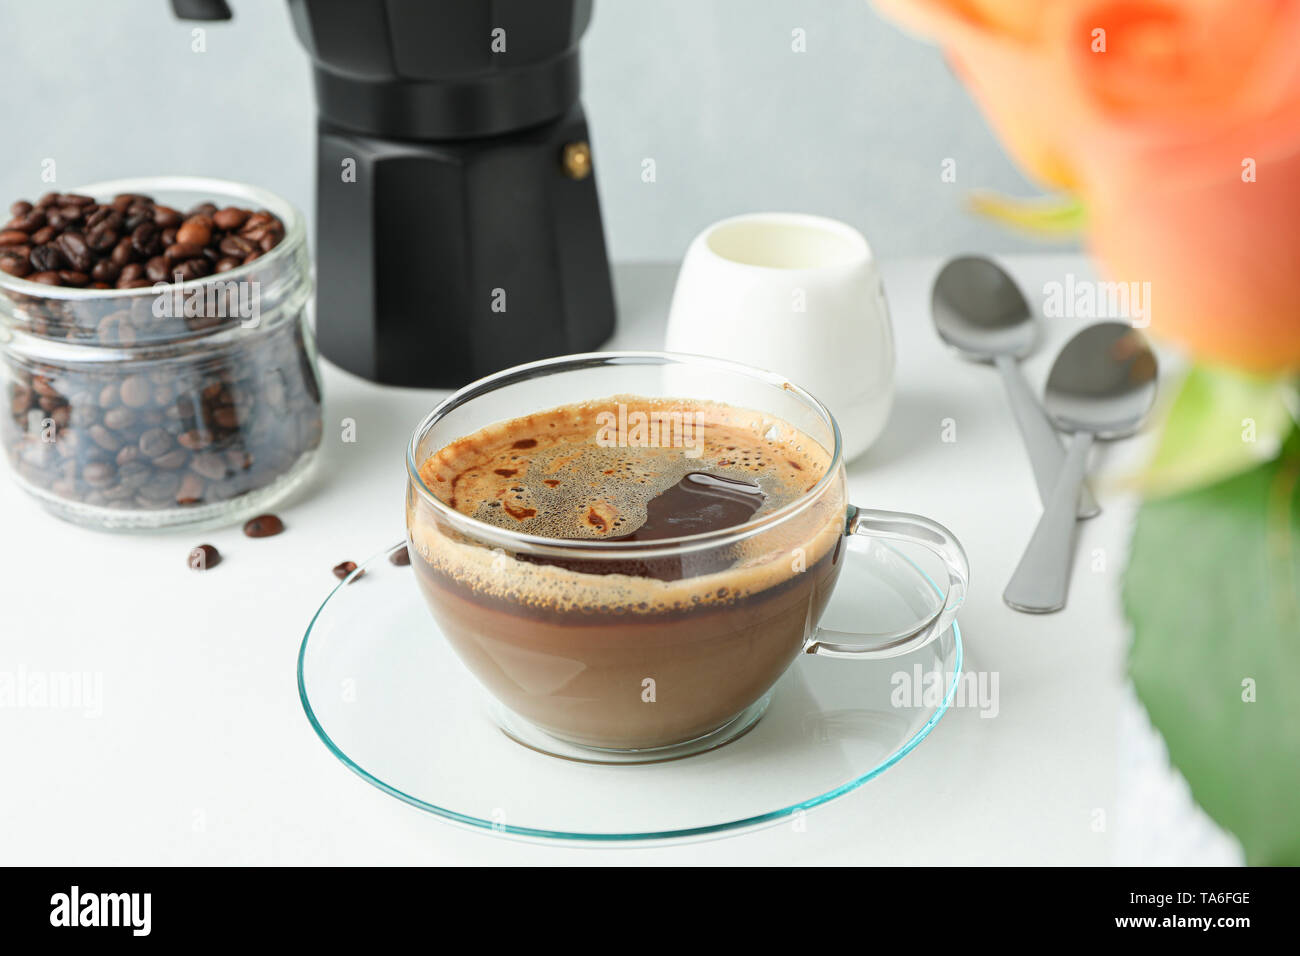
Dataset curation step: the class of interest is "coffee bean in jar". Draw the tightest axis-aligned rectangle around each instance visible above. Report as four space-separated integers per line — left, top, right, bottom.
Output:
0 177 322 531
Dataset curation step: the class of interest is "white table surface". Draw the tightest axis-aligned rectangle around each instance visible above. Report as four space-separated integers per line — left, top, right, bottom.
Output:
0 255 1227 865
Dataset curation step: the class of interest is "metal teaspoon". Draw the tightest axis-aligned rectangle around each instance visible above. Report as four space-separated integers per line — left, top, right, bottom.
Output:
1003 321 1158 613
932 255 1100 519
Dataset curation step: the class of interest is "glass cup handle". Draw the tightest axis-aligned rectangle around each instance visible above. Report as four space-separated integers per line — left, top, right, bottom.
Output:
805 505 970 660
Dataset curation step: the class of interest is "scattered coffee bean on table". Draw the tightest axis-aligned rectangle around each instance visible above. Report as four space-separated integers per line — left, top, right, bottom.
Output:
389 545 411 566
0 193 286 289
333 560 363 582
243 513 284 538
188 544 220 570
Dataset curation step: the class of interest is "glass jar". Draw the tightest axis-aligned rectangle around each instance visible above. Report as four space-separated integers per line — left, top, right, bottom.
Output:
0 176 322 531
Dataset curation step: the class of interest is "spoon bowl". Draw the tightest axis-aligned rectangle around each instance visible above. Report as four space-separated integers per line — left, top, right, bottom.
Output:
1044 322 1159 437
932 255 1037 360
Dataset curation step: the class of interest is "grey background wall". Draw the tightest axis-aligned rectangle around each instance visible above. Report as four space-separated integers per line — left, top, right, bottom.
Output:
0 0 1069 262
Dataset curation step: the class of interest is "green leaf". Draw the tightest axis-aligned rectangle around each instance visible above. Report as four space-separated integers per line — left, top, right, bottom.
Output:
1130 365 1297 499
1124 439 1300 864
965 191 1086 238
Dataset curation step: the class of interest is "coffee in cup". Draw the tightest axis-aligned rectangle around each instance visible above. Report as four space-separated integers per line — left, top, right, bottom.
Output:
409 396 844 751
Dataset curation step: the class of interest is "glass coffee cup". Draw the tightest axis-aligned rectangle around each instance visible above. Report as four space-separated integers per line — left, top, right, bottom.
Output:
405 352 968 761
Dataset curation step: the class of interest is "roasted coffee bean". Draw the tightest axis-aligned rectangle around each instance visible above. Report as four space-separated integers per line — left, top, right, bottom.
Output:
153 205 182 228
31 374 58 398
119 261 144 282
123 206 150 231
102 407 135 430
117 460 150 489
215 256 240 273
138 427 173 458
110 237 134 267
188 544 220 570
219 235 254 258
242 211 273 230
189 451 226 481
88 424 122 451
130 222 160 258
29 244 64 272
85 224 119 252
96 313 135 346
177 428 212 450
28 270 62 285
389 546 412 567
174 258 211 281
83 461 116 488
332 561 360 580
137 471 181 503
152 448 188 470
176 472 205 504
90 259 121 284
243 513 284 538
176 215 212 247
213 207 248 230
0 229 28 246
10 200 32 217
55 232 92 271
119 375 151 408
0 255 30 277
164 241 204 263
144 256 170 282
13 210 47 232
57 270 89 287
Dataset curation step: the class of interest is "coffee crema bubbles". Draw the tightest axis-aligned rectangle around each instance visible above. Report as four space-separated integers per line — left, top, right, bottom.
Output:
410 397 845 615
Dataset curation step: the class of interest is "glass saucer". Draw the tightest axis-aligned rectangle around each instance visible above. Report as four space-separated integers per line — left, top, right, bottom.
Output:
298 538 962 846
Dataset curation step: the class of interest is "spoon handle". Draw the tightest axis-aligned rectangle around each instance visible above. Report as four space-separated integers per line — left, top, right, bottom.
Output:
993 354 1100 520
1003 431 1094 613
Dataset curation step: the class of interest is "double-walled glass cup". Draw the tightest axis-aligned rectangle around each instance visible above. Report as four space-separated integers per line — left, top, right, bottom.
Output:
406 353 968 762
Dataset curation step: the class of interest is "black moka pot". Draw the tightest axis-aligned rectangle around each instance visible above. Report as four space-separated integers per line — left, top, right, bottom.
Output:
172 0 616 387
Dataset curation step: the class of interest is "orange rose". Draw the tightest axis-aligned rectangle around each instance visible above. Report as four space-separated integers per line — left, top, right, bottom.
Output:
877 0 1300 371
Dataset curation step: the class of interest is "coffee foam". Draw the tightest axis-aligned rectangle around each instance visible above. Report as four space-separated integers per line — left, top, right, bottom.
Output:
410 397 844 615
